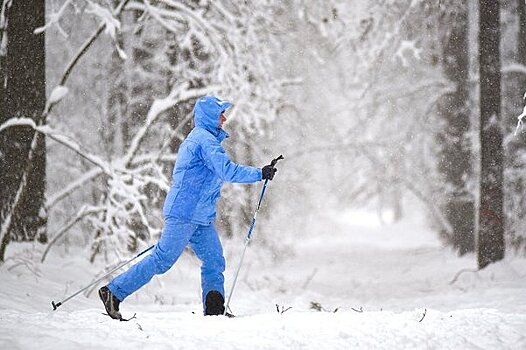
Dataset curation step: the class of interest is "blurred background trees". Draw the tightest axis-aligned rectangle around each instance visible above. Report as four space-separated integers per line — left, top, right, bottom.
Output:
1 0 525 268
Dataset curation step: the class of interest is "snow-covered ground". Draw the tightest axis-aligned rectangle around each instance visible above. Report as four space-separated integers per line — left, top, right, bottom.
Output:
1 210 525 349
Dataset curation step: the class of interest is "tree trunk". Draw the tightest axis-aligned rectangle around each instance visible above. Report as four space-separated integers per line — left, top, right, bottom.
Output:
0 0 47 262
478 0 504 269
437 0 475 255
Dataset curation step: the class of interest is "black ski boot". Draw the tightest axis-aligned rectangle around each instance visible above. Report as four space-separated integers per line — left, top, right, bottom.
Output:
204 291 235 317
98 286 122 320
205 290 225 315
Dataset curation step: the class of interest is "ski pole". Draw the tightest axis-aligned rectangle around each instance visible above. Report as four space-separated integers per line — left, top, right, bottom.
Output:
224 155 284 315
51 244 155 310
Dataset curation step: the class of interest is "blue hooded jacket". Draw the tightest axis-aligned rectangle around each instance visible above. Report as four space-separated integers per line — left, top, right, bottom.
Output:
163 96 263 224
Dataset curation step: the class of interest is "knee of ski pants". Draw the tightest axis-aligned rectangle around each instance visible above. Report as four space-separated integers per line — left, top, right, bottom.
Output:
151 246 179 274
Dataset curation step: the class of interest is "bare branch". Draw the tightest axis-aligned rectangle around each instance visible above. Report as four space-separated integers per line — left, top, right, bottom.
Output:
45 167 103 210
398 178 454 237
418 308 427 322
57 0 131 91
301 268 318 289
275 304 293 314
156 111 193 161
351 306 364 313
6 258 42 277
34 0 74 36
140 0 183 34
41 206 104 263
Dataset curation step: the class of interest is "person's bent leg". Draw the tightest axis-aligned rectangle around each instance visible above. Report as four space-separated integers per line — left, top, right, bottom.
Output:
189 224 226 314
107 218 197 301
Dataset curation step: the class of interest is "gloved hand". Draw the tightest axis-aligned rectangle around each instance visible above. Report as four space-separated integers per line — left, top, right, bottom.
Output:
262 165 277 180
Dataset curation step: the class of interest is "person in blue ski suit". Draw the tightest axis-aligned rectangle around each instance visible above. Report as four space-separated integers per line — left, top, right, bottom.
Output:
99 96 277 319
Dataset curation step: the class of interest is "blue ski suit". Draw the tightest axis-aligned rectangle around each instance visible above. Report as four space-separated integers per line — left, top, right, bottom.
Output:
108 96 262 307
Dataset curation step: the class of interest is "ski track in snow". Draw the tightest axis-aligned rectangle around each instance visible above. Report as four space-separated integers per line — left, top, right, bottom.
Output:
1 210 526 349
1 307 525 349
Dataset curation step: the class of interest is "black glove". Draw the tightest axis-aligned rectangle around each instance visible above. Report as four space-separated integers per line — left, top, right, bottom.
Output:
262 165 277 180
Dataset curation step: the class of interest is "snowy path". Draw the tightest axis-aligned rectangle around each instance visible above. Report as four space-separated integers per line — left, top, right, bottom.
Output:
1 211 526 349
1 308 525 350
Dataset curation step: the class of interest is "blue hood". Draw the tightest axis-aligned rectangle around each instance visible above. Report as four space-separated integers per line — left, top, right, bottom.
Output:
193 96 232 140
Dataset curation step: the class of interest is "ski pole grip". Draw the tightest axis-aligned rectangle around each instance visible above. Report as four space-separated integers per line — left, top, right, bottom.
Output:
269 155 284 167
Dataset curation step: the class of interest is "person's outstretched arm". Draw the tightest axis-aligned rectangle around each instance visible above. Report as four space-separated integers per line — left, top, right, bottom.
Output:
199 138 262 183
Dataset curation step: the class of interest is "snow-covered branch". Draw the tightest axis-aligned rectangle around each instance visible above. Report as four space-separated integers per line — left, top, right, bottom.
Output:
59 0 131 88
502 63 526 75
0 116 168 218
516 92 526 136
126 0 280 131
32 0 284 263
34 0 73 37
0 0 11 58
0 117 34 133
0 117 112 173
45 167 103 210
123 83 217 166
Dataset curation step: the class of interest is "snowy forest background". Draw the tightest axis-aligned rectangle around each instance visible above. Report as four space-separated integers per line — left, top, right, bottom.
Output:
1 1 526 348
2 0 525 270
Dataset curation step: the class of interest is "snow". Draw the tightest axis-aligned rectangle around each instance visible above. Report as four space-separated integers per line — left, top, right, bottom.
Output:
502 63 526 75
395 40 422 67
1 210 525 349
516 100 526 136
34 0 73 36
0 117 39 133
85 0 121 40
47 86 69 105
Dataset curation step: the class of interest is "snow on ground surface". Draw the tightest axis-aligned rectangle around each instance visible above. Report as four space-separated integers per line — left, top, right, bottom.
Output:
1 210 526 349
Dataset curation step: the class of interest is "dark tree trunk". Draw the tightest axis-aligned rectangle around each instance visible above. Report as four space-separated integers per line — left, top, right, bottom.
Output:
437 0 475 255
0 0 47 262
478 0 504 269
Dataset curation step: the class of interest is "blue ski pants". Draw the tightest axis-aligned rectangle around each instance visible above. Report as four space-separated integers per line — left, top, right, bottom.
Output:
107 217 226 307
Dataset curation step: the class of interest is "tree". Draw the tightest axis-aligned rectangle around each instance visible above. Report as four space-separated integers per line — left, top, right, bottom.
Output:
317 1 453 230
33 1 283 263
436 0 475 255
478 0 504 269
0 0 47 262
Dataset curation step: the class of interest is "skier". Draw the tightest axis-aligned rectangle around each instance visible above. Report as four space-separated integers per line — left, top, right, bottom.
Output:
99 96 277 319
